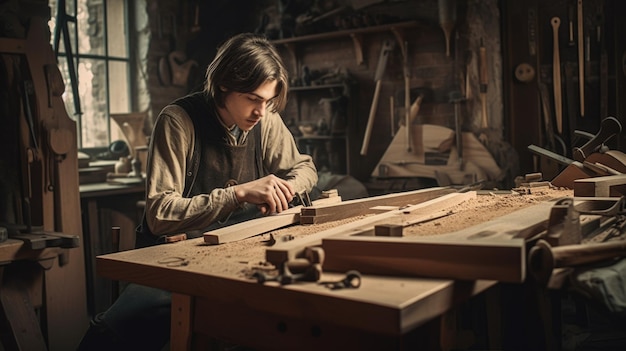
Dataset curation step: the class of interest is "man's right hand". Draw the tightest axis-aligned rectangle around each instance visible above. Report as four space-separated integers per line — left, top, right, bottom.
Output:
233 175 295 215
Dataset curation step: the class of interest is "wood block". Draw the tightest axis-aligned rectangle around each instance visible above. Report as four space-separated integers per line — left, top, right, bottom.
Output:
573 174 626 197
374 224 403 237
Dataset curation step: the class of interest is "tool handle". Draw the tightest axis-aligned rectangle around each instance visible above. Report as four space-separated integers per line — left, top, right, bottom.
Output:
360 80 382 155
551 17 563 134
577 0 585 117
479 43 488 88
572 116 622 162
530 239 626 284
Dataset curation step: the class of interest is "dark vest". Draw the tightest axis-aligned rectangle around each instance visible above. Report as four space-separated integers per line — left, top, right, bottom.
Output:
136 92 265 247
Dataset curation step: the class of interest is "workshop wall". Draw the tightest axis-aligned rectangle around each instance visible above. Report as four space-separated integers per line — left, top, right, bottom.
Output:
145 0 506 185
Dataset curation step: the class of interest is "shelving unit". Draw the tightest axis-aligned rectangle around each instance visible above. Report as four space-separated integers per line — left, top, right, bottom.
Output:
273 20 422 179
286 83 355 175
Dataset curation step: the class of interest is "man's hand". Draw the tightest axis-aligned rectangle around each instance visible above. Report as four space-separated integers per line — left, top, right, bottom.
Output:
233 175 295 215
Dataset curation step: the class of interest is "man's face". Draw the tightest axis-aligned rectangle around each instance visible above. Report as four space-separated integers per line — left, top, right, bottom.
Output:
218 79 278 131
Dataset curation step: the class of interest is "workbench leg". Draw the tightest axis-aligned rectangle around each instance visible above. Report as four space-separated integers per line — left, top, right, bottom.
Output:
0 265 48 351
171 293 193 351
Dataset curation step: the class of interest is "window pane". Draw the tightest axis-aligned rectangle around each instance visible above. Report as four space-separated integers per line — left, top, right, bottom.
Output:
107 0 128 58
80 58 109 147
108 60 130 113
77 0 104 56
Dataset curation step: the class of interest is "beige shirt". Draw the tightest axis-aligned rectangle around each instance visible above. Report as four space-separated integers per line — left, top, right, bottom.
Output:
144 104 318 236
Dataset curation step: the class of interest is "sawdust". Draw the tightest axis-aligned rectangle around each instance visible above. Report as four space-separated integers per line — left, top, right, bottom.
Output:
403 187 573 236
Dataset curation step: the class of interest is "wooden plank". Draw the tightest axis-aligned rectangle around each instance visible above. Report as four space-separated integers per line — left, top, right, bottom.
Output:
203 196 342 244
266 191 476 267
300 187 455 224
321 200 559 283
573 174 626 197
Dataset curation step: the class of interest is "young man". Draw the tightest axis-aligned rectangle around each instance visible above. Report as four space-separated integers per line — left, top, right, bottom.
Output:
79 33 318 350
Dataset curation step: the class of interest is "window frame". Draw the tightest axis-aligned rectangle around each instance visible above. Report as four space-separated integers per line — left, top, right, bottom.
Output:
49 0 134 152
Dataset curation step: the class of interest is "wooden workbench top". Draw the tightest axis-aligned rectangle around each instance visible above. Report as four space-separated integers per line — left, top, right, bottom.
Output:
97 234 495 335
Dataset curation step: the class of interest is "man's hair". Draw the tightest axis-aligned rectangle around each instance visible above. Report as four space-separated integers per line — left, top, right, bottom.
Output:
204 33 289 113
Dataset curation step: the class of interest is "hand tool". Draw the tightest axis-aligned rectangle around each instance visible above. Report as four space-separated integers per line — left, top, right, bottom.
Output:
577 0 585 117
464 49 473 99
361 40 394 155
408 93 423 153
529 238 626 284
403 40 411 152
254 246 324 285
319 270 362 290
438 0 456 57
478 39 488 143
529 196 626 284
551 17 563 134
568 3 575 46
295 191 312 207
449 91 464 170
572 116 622 162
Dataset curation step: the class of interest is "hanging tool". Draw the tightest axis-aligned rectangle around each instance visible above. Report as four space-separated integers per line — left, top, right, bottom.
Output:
577 0 585 117
403 41 411 152
438 0 456 57
478 39 488 143
52 0 82 117
449 91 464 170
551 17 563 134
568 3 575 46
361 40 395 156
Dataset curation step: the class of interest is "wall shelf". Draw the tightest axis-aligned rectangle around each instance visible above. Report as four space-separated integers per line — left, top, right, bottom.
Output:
273 20 420 66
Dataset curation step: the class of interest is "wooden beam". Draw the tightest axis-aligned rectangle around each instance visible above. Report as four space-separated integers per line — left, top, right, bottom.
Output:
300 187 455 224
266 191 476 267
203 196 342 245
321 200 559 283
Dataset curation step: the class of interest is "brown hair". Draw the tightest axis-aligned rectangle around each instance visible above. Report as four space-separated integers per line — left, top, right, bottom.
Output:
204 33 289 113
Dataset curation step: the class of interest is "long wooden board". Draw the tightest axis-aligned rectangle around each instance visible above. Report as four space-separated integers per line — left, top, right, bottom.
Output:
203 195 342 244
300 186 455 224
321 200 558 283
266 191 476 266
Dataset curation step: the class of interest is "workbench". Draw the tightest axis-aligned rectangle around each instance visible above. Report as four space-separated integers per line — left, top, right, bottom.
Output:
97 186 621 350
97 234 497 350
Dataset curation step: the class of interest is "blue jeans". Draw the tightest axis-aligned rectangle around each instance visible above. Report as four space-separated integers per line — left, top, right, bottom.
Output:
77 283 171 351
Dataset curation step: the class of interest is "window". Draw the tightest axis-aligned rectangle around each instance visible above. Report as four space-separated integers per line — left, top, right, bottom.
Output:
48 0 133 149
